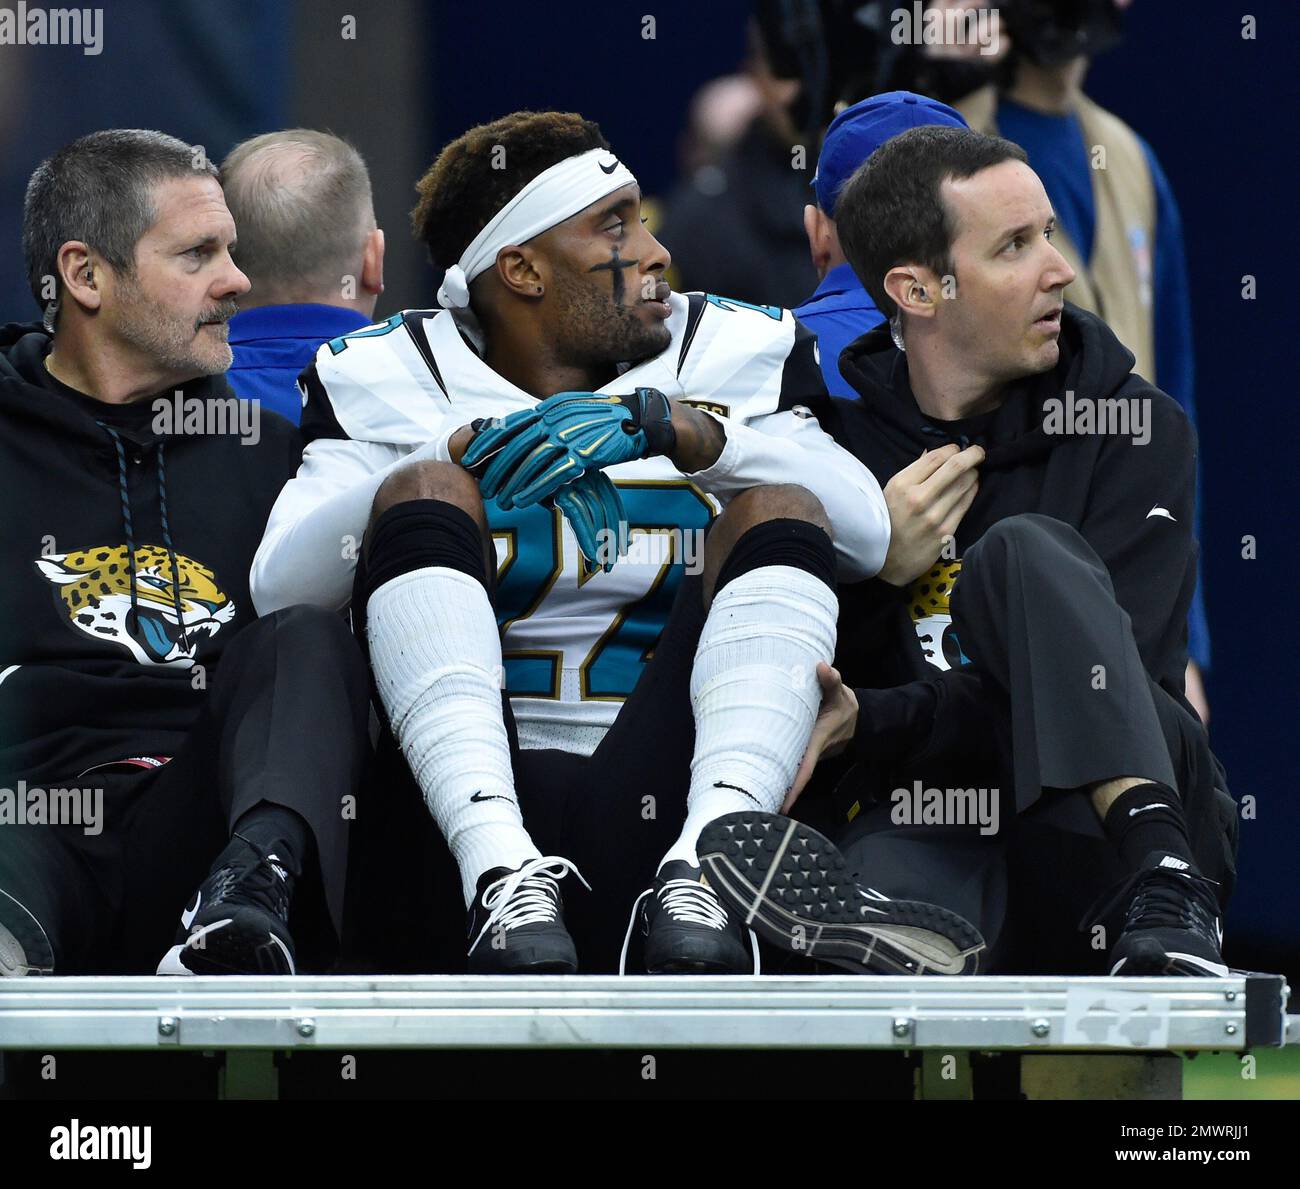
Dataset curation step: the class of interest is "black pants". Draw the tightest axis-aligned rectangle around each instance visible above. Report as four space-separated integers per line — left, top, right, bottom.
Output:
837 515 1237 973
342 573 708 975
0 605 370 974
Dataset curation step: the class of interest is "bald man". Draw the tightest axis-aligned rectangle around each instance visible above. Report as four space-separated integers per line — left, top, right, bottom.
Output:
222 129 385 424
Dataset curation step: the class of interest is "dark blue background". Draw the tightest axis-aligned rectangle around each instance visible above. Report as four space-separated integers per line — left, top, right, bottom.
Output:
0 0 1293 973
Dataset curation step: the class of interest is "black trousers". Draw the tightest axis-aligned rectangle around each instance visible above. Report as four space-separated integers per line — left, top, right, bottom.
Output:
0 605 370 974
837 514 1237 973
342 573 708 975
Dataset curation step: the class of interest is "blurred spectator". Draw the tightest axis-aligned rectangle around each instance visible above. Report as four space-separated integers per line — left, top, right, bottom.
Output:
793 91 968 397
222 130 384 425
943 0 1211 708
657 24 816 307
677 74 764 180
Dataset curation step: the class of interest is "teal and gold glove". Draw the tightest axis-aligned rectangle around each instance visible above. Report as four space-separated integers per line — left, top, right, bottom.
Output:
462 388 675 510
553 470 627 573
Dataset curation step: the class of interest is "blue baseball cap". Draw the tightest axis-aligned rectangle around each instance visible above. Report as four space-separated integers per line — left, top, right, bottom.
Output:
812 91 969 216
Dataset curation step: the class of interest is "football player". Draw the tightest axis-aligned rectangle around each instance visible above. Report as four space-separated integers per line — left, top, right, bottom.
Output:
252 111 966 974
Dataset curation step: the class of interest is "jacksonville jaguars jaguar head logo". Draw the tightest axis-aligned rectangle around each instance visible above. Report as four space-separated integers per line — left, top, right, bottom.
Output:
35 544 235 667
907 559 969 672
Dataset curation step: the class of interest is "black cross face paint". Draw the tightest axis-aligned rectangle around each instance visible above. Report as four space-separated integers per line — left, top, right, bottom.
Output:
588 245 639 307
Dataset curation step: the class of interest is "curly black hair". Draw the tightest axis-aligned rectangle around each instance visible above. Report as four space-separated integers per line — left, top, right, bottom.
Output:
411 111 610 270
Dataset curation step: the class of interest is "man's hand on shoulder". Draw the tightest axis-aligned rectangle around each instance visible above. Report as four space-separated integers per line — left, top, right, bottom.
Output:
877 443 984 586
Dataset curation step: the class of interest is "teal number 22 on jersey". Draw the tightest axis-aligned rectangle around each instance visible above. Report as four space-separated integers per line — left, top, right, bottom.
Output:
489 481 713 701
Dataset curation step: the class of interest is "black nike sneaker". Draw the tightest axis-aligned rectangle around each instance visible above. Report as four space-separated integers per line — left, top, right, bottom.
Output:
1095 853 1228 977
697 812 986 975
157 834 297 975
624 860 757 974
466 856 584 974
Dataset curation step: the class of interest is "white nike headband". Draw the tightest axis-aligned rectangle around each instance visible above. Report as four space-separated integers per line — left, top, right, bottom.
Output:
437 147 638 309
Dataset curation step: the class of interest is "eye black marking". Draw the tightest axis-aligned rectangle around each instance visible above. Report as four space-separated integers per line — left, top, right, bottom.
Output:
589 245 637 305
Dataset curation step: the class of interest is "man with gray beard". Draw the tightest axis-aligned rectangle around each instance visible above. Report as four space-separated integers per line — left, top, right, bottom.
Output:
0 130 369 977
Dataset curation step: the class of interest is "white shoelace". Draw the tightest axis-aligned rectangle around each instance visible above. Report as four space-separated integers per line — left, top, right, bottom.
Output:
470 855 589 953
658 879 730 929
618 877 761 975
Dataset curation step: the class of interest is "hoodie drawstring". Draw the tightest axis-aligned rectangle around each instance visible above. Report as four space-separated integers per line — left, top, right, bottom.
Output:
97 423 140 639
96 423 189 655
155 439 190 652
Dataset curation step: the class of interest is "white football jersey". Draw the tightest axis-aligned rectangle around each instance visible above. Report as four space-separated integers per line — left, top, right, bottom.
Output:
252 292 889 754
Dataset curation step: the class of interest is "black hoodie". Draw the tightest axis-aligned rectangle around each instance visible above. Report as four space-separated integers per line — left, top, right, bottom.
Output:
0 323 301 788
816 304 1200 774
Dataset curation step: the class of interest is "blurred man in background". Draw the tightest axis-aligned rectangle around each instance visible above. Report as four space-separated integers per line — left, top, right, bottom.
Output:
794 91 968 397
222 129 385 425
658 22 816 307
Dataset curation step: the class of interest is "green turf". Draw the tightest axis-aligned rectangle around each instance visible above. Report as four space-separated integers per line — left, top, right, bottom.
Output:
1183 1046 1300 1099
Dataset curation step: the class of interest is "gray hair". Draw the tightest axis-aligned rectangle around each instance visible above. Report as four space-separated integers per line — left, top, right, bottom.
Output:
220 129 374 301
23 129 217 326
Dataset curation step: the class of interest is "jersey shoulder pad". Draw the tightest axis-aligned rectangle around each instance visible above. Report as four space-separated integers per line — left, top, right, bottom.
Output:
298 309 456 448
673 292 824 420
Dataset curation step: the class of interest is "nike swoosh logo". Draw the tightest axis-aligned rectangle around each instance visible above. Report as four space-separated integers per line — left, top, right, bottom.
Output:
181 891 201 930
470 790 513 804
713 780 760 806
1146 505 1176 521
598 158 619 174
1128 803 1164 816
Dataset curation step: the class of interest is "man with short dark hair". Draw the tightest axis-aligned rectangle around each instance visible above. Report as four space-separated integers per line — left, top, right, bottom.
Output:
0 129 369 977
698 125 1234 979
250 110 968 977
221 129 385 424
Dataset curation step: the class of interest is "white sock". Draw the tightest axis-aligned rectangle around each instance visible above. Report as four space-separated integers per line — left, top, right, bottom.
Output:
366 566 539 905
661 565 838 869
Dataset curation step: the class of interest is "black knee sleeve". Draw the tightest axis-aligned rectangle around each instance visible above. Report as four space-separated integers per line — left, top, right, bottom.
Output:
713 517 836 593
363 499 490 600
